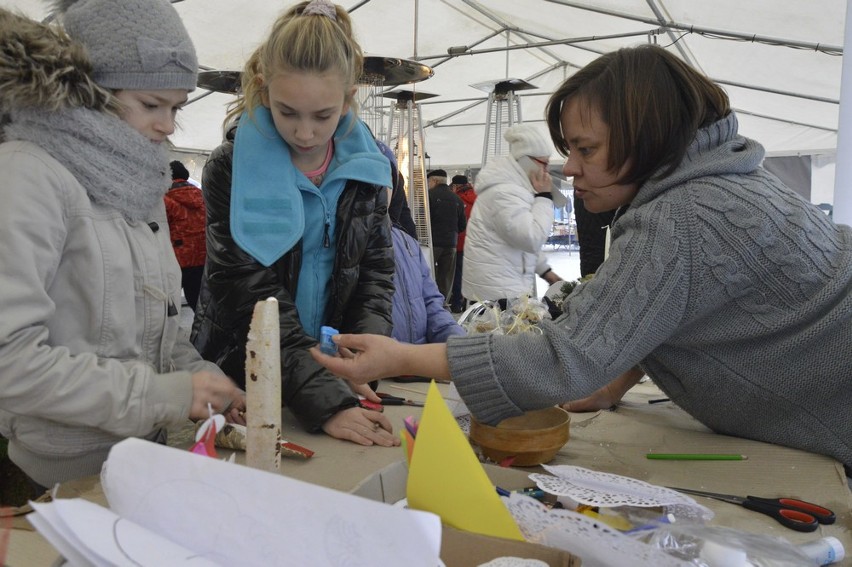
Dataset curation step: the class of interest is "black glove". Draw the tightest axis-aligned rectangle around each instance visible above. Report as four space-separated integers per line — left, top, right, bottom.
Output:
543 296 563 320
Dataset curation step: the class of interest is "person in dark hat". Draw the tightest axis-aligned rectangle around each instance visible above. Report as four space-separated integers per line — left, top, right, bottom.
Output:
377 139 417 239
449 174 477 313
165 160 206 310
427 169 466 304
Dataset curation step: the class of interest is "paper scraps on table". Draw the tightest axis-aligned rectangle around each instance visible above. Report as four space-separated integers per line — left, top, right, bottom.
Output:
189 405 225 459
400 425 416 466
404 415 419 438
209 422 314 459
400 415 419 465
280 439 314 459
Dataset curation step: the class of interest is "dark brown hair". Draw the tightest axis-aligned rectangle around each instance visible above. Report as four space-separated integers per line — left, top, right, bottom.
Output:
545 44 730 186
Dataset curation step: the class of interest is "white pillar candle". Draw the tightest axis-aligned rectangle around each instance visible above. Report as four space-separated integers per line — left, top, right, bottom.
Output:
245 297 282 472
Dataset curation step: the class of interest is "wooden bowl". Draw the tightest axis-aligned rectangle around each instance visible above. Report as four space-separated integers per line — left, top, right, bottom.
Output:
469 406 570 466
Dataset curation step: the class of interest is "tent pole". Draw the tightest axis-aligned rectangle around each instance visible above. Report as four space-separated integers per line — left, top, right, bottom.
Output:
546 0 842 54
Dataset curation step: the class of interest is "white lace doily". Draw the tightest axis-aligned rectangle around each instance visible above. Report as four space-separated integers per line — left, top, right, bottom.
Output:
446 382 471 419
529 465 714 522
456 414 471 435
477 558 549 567
505 494 692 567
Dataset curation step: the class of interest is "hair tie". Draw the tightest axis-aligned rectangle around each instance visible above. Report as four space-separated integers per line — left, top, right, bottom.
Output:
303 0 337 20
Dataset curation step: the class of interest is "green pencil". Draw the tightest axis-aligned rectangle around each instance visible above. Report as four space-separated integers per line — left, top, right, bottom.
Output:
646 453 747 461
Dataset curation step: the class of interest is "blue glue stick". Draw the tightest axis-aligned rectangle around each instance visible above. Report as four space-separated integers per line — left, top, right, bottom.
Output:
320 326 339 356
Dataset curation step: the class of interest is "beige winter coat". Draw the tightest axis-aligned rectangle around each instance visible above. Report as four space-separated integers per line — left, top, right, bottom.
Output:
0 141 216 486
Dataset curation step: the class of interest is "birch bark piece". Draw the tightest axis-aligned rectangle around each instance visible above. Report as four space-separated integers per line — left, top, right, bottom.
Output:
245 297 282 472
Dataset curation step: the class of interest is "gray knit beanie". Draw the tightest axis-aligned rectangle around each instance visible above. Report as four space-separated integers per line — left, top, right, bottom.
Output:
53 0 197 91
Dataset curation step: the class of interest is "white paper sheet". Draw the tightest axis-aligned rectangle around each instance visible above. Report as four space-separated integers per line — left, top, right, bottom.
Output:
28 498 217 566
98 438 442 566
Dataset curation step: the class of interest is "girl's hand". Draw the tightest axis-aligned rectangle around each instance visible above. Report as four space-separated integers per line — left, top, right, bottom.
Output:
223 404 247 426
349 381 381 403
190 371 246 422
322 407 400 447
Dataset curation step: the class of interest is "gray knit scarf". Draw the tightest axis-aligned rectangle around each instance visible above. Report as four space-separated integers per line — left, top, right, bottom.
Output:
5 106 170 221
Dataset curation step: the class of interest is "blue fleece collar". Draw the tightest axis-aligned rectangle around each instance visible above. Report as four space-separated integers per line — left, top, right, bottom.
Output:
324 112 392 188
231 108 301 267
230 109 390 267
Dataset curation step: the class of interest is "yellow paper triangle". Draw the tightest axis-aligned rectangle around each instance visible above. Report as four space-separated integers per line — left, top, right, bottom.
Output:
406 381 524 540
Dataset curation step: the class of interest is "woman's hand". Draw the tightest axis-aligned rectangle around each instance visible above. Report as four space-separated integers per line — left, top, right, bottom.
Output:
190 371 246 425
561 367 645 412
310 334 404 384
311 334 451 385
322 407 400 447
561 384 620 412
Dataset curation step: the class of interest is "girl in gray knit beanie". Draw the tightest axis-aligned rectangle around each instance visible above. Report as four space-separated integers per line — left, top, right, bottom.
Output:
55 0 198 92
0 2 245 491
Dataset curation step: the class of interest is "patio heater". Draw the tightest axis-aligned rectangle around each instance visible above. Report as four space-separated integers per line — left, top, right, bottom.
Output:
357 56 434 144
384 89 438 257
196 70 242 95
471 78 537 165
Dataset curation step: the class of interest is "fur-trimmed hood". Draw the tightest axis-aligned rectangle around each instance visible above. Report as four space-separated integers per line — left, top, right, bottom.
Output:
0 8 119 114
0 8 173 222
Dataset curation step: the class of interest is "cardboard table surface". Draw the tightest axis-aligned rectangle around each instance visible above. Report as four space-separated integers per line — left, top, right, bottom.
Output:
7 380 851 566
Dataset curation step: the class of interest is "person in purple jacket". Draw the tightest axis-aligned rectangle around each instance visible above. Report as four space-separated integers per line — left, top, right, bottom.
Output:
377 139 465 346
390 226 465 345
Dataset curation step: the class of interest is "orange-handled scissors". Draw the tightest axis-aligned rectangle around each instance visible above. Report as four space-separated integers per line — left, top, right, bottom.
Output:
670 487 835 532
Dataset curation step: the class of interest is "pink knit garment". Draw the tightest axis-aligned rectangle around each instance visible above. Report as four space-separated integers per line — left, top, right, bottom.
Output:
302 140 334 186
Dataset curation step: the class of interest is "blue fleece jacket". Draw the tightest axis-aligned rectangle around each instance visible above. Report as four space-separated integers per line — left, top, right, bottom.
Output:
230 110 391 338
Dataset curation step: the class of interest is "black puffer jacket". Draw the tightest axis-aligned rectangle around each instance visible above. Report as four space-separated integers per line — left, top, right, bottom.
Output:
428 183 466 248
191 130 394 431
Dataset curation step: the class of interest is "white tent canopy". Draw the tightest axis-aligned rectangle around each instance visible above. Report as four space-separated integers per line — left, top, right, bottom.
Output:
2 0 845 168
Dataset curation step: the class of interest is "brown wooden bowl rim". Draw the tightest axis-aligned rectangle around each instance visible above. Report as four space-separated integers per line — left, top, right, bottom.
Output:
471 406 570 433
469 407 571 457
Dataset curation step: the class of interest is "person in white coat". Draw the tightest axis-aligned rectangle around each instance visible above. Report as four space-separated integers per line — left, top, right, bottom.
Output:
462 124 564 303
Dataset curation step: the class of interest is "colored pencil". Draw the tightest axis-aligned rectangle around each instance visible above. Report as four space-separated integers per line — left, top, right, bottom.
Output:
646 453 747 461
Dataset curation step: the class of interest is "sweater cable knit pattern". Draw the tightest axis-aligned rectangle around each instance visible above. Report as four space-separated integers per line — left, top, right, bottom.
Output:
447 112 852 469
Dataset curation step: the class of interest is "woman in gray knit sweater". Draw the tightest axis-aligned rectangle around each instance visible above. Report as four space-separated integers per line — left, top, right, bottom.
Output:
313 45 852 472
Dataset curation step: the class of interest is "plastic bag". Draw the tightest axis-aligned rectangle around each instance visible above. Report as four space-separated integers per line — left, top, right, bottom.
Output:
462 296 550 336
641 523 816 566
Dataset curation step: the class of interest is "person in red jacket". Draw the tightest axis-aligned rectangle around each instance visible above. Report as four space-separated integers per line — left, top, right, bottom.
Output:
165 160 206 310
449 174 477 313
